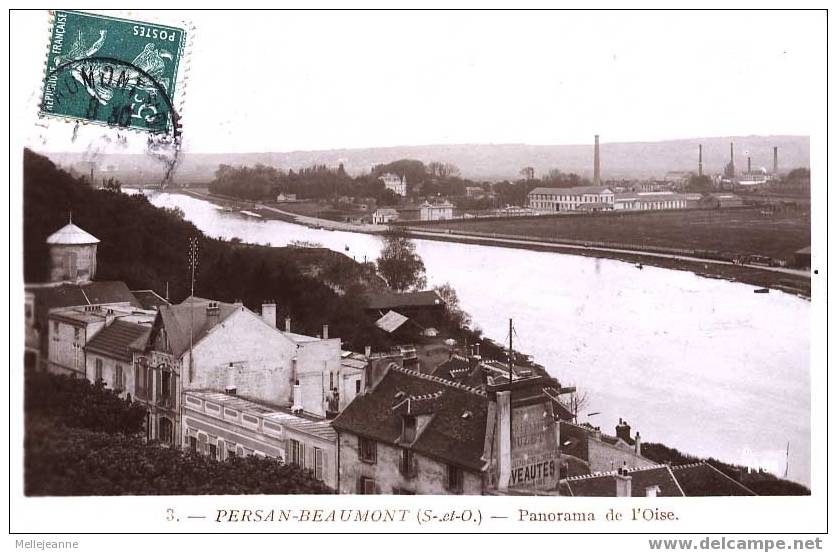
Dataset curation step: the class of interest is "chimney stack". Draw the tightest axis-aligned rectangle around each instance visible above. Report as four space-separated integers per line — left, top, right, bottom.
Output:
322 324 329 340
261 302 276 328
206 301 220 327
496 390 513 489
593 134 601 185
285 316 292 333
698 144 703 177
773 146 778 174
615 418 632 443
615 463 632 497
634 431 642 456
747 155 752 174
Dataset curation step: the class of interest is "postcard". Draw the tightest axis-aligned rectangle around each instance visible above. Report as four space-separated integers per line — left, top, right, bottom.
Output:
8 7 828 549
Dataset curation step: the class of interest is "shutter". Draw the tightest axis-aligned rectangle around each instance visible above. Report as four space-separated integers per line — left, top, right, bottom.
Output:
299 442 306 470
155 367 161 402
134 363 141 397
284 438 291 465
170 373 177 409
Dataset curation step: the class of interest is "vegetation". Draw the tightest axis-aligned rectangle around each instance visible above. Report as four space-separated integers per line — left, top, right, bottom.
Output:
642 441 809 496
375 226 427 291
429 206 810 262
24 371 332 495
24 149 390 350
25 372 147 434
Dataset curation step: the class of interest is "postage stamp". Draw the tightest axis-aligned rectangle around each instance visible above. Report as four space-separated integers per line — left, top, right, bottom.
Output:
40 10 186 137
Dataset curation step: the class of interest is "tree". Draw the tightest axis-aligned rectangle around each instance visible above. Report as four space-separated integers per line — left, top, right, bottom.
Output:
686 174 713 192
376 226 427 291
433 282 471 329
519 166 536 181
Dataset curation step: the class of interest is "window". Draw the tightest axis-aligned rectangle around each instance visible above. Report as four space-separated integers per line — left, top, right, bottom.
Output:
447 465 464 494
402 415 417 443
227 444 237 460
313 447 324 480
290 439 305 469
329 372 334 390
114 364 124 391
52 321 59 341
74 327 81 342
359 437 377 464
399 449 416 478
95 359 103 381
209 443 217 460
359 476 376 495
189 436 197 452
355 379 361 394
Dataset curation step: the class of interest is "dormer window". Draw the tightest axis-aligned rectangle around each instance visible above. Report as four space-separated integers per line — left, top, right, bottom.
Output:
401 415 417 443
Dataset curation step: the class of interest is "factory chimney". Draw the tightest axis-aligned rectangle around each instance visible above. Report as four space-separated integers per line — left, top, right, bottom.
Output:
747 155 751 174
698 144 703 177
593 134 601 186
773 146 779 174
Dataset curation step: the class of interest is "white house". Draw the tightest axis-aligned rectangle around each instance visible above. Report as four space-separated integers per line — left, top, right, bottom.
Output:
380 173 407 196
420 200 455 221
372 208 399 225
528 186 614 212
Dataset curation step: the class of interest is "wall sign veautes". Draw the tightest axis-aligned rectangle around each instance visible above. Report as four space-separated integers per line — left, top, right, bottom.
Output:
40 10 186 136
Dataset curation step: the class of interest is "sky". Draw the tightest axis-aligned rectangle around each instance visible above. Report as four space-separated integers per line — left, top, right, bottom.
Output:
12 10 826 153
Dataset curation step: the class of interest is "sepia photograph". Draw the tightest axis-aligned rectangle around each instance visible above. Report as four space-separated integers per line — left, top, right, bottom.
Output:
8 5 828 544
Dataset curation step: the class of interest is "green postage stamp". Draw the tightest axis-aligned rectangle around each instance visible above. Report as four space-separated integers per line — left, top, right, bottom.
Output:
40 10 187 136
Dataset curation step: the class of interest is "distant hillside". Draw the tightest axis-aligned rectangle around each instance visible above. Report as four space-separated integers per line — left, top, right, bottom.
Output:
43 135 809 184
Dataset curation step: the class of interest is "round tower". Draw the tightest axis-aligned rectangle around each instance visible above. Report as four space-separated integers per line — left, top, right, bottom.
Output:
46 220 100 283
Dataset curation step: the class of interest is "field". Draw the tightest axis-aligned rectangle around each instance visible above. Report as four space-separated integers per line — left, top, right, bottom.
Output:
429 207 810 261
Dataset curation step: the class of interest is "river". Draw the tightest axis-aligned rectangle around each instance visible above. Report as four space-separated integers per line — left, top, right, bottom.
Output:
142 190 811 486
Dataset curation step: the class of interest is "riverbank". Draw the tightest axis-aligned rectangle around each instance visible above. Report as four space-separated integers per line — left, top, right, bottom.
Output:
172 189 810 298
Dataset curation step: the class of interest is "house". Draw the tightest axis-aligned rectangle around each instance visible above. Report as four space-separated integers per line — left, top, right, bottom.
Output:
613 191 689 211
332 362 570 495
560 464 686 497
708 193 744 208
559 419 655 476
131 289 170 311
47 304 155 377
83 319 151 396
46 221 99 283
332 365 490 494
528 186 614 213
380 173 407 196
182 389 339 489
362 290 446 329
420 200 455 221
276 193 297 202
465 186 486 199
791 246 811 269
669 462 757 496
372 208 399 225
25 221 141 370
134 297 345 447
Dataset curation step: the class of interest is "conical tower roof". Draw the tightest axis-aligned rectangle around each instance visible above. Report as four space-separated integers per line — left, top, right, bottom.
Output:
46 223 100 245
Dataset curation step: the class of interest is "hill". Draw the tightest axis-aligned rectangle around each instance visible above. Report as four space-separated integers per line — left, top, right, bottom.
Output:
41 135 809 184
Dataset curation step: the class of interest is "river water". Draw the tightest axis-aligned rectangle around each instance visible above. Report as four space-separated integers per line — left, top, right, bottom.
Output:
143 190 811 486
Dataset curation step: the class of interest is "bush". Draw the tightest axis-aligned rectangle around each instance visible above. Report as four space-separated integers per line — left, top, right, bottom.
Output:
25 371 146 435
25 418 333 495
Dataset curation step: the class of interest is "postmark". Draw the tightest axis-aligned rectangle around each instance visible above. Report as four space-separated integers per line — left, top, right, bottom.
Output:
41 10 186 137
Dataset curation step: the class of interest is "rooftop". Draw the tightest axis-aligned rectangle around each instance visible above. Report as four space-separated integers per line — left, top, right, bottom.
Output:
84 320 151 362
185 390 337 442
363 290 445 311
529 186 613 196
27 281 140 328
131 289 171 311
46 223 100 245
562 465 685 497
670 462 757 496
332 366 489 471
155 297 240 357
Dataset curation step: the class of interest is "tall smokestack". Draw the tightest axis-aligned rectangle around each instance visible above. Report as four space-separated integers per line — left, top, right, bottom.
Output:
698 144 703 177
593 134 601 186
747 156 751 174
773 146 778 174
730 142 734 164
